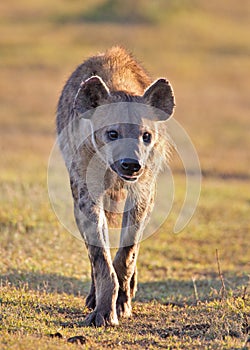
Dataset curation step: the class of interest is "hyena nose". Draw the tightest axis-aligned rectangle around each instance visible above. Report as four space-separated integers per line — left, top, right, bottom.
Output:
120 158 141 174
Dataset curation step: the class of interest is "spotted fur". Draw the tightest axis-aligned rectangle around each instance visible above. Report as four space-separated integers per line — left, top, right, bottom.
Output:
56 46 175 326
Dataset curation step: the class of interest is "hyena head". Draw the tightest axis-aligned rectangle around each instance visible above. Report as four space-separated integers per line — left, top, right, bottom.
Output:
73 76 175 182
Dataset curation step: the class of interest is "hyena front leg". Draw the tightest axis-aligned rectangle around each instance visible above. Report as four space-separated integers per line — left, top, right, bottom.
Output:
113 243 139 318
85 244 119 326
74 202 119 326
113 210 143 318
113 191 154 318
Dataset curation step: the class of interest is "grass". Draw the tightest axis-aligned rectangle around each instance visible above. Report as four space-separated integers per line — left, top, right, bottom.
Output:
0 0 250 348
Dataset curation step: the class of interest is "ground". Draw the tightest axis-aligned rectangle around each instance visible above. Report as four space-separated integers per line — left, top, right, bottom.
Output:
0 0 249 349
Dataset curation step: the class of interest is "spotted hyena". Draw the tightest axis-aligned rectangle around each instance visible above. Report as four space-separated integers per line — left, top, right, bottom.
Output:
56 46 175 326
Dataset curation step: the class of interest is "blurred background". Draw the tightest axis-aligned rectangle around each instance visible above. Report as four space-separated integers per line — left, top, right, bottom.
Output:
0 0 249 284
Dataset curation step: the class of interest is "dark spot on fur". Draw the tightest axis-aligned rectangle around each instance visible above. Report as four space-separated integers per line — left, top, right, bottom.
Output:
79 187 86 197
79 199 85 211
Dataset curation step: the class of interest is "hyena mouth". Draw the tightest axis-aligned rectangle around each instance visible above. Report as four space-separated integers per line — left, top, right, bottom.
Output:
111 159 143 182
120 174 138 182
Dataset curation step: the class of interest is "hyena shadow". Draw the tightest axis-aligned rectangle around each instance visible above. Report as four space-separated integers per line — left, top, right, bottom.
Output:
1 269 229 303
2 269 247 326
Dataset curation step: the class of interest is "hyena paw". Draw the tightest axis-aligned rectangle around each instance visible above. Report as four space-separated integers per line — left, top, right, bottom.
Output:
116 292 132 318
84 309 119 327
86 292 96 310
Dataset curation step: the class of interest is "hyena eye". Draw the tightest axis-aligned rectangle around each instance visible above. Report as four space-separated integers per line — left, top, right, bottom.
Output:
107 130 119 141
142 132 152 144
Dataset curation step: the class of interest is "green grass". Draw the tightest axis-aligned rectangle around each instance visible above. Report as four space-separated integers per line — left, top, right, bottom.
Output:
0 0 250 348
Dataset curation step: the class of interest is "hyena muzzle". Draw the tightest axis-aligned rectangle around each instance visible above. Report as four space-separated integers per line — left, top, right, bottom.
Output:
56 47 175 326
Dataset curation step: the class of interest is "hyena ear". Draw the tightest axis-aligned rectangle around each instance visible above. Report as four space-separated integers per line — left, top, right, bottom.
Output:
73 76 110 116
143 78 175 120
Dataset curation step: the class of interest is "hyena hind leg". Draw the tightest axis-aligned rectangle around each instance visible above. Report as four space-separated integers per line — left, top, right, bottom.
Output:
86 267 96 310
130 266 138 298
